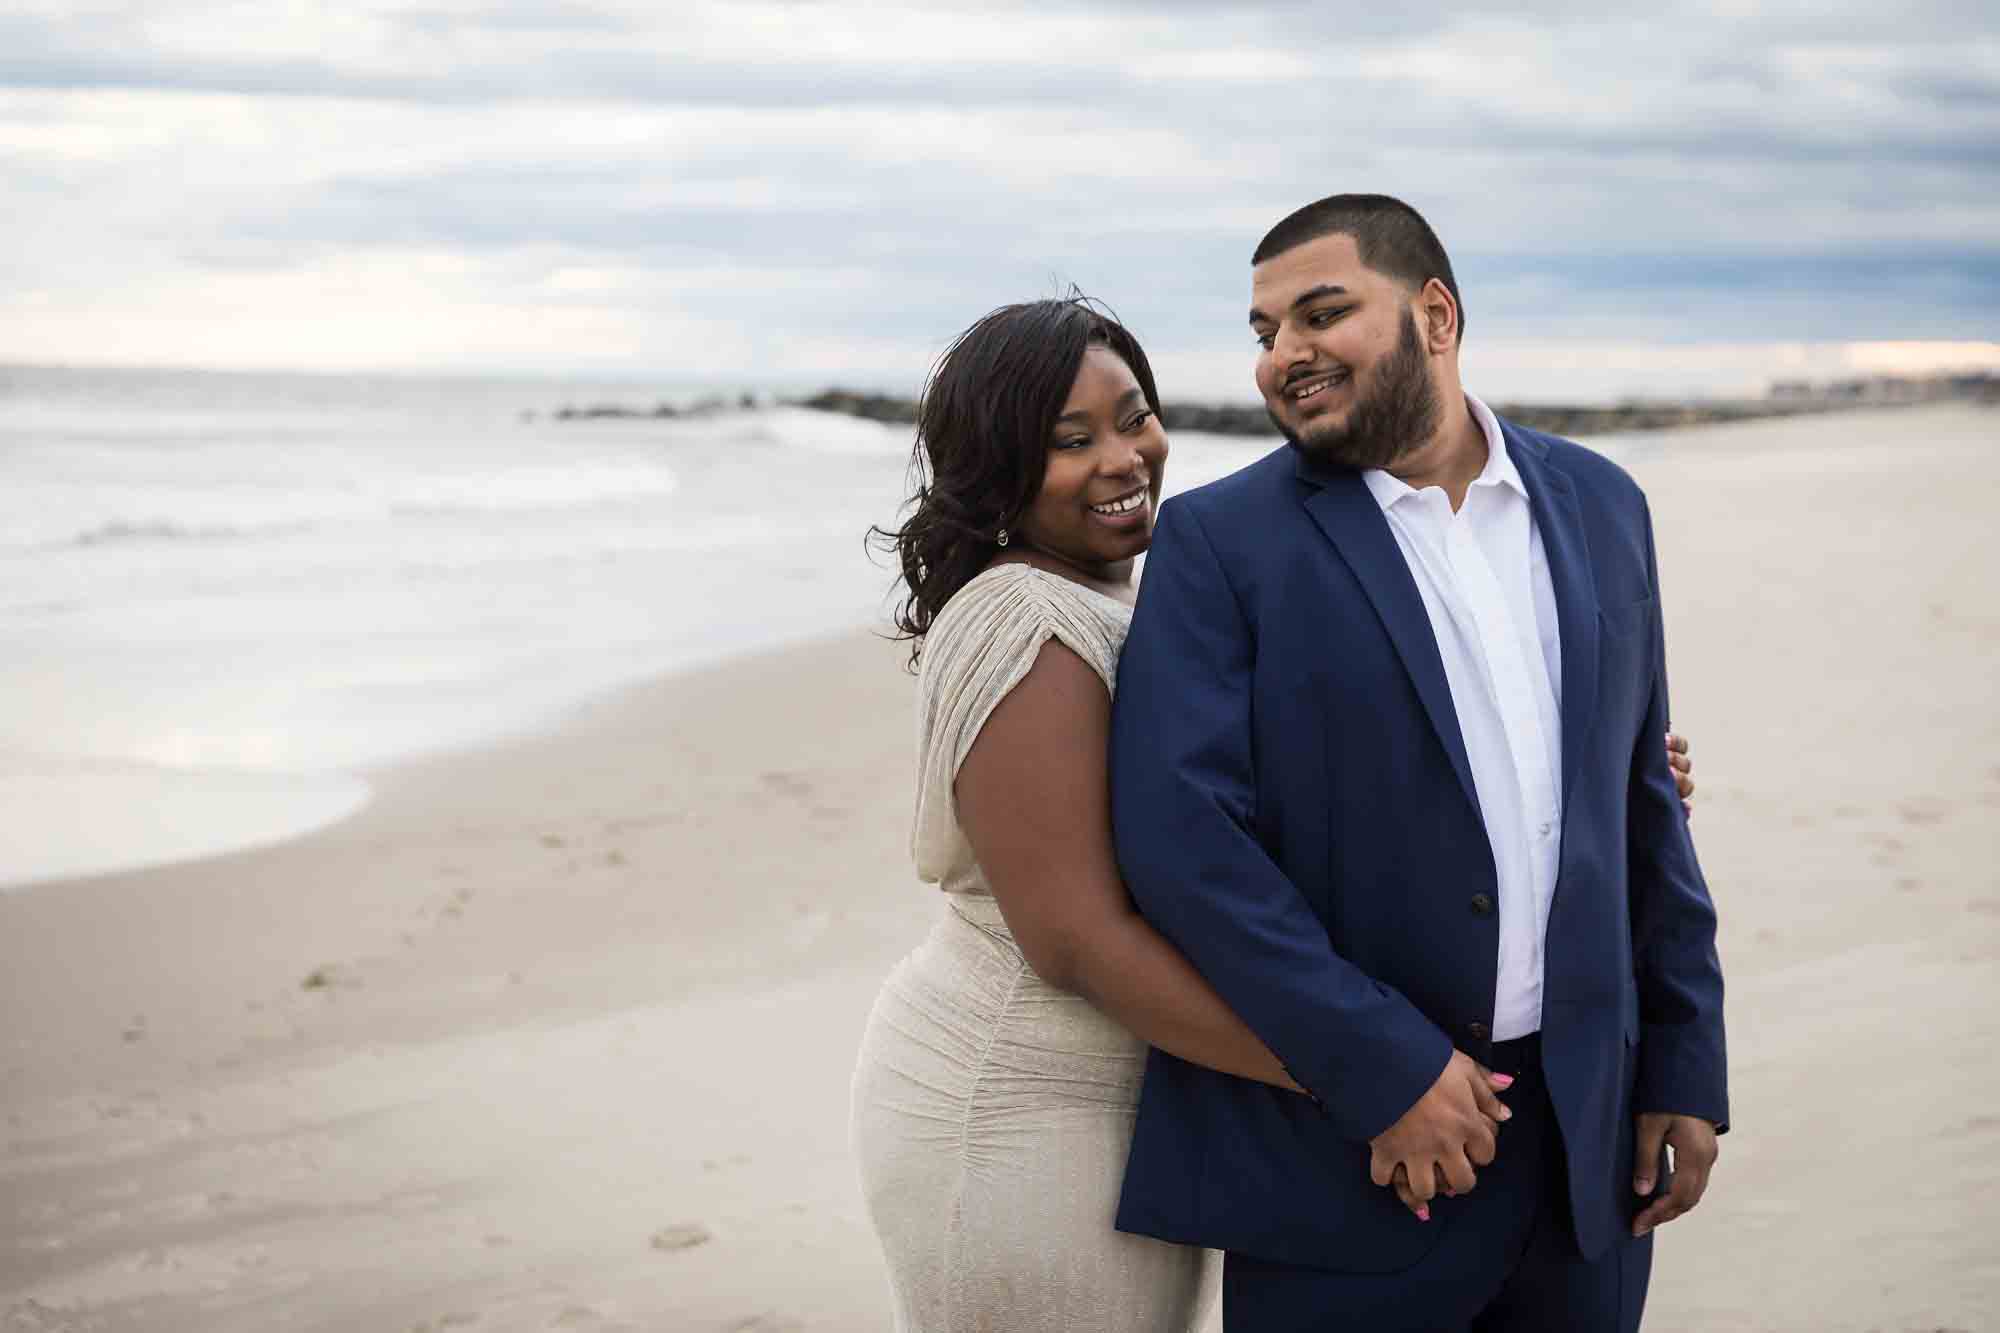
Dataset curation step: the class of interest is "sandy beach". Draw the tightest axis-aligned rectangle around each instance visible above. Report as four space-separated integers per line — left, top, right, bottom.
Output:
4 403 1997 1332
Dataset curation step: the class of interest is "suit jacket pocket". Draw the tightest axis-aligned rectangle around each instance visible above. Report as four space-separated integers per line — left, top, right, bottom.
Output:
1600 595 1655 637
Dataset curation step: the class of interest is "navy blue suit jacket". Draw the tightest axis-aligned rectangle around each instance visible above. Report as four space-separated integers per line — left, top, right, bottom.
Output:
1109 415 1727 1270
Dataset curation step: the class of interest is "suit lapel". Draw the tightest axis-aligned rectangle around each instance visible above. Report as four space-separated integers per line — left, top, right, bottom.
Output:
1504 422 1599 811
1297 458 1481 818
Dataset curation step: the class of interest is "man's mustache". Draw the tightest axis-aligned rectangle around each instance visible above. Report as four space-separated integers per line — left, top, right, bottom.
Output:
1281 365 1351 391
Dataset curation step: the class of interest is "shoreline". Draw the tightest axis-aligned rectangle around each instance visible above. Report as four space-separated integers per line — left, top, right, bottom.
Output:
3 403 1996 1329
1 619 900 897
0 760 374 894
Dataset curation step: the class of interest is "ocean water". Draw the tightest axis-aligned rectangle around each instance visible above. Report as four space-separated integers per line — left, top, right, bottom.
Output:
0 365 1277 888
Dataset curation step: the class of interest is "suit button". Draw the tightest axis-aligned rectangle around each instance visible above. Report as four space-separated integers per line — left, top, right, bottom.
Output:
1467 1022 1490 1042
1470 893 1494 916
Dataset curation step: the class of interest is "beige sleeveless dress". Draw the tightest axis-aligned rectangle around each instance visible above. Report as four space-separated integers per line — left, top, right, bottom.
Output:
849 564 1218 1332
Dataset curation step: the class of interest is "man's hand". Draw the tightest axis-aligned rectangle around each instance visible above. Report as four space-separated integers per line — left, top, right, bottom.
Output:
1370 1050 1512 1220
1631 1112 1719 1236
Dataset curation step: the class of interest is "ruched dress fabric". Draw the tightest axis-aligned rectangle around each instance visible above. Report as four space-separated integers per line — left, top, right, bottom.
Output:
850 564 1218 1332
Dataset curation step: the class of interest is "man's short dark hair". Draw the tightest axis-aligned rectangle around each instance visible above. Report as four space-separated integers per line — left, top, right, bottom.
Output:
1252 193 1465 344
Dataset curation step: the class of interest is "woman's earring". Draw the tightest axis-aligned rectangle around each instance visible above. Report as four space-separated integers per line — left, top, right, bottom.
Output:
996 527 1010 548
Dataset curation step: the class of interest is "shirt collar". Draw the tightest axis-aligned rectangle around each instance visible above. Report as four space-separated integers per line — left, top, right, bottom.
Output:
1362 392 1526 512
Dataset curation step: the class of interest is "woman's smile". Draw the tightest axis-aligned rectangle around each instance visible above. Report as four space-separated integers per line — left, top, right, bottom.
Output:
1088 486 1151 525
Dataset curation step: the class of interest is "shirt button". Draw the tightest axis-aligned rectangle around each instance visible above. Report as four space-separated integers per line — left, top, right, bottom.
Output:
1470 893 1495 916
1467 1022 1490 1042
1537 821 1553 838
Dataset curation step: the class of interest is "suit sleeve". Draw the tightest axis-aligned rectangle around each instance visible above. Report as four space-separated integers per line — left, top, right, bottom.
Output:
1112 497 1452 1143
1627 496 1730 1131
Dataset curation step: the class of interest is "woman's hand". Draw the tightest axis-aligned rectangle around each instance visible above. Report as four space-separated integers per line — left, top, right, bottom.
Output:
1666 732 1695 818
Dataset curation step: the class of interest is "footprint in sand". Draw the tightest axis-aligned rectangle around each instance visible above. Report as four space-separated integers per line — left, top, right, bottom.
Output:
1944 1114 2000 1139
787 909 831 946
700 1153 752 1173
758 771 814 800
1861 833 1907 867
603 812 682 835
7 1299 83 1330
650 1222 714 1252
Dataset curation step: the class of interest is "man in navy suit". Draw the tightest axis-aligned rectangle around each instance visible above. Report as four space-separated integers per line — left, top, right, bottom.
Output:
1110 194 1727 1330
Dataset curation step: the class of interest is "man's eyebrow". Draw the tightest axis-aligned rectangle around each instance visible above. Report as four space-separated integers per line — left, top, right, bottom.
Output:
1248 283 1351 325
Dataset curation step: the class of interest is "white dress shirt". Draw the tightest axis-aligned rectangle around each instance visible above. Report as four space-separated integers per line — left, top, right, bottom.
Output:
1362 395 1563 1040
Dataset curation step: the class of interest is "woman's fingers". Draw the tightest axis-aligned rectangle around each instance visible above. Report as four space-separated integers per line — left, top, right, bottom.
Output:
1391 1164 1429 1220
1471 1065 1514 1122
1667 732 1695 811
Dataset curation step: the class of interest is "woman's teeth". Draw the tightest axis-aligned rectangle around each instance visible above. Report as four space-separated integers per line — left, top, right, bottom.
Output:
1090 492 1147 516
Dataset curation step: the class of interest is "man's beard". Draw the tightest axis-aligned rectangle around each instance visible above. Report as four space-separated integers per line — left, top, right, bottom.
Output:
1271 309 1441 471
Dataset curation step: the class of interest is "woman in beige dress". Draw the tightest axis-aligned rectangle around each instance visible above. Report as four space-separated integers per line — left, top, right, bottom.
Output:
848 298 1697 1332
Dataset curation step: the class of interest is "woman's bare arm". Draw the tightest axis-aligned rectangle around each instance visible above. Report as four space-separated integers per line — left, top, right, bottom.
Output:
955 639 1302 1093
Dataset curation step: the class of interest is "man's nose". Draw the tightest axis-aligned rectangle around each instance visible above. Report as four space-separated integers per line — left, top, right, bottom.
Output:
1272 321 1316 369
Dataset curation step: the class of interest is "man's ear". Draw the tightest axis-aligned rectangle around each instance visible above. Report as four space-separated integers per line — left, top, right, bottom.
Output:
1418 278 1459 351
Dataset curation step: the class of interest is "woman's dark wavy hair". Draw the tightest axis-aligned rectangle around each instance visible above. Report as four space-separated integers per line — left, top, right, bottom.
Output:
868 296 1162 668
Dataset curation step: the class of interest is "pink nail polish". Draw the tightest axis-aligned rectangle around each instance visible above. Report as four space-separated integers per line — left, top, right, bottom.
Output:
1416 1206 1431 1222
1491 1073 1515 1089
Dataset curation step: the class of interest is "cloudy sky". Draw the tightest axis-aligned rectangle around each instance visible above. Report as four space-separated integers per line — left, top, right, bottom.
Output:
3 1 1997 400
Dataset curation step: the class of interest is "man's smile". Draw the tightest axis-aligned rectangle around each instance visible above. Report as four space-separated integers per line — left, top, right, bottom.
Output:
1285 368 1350 403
